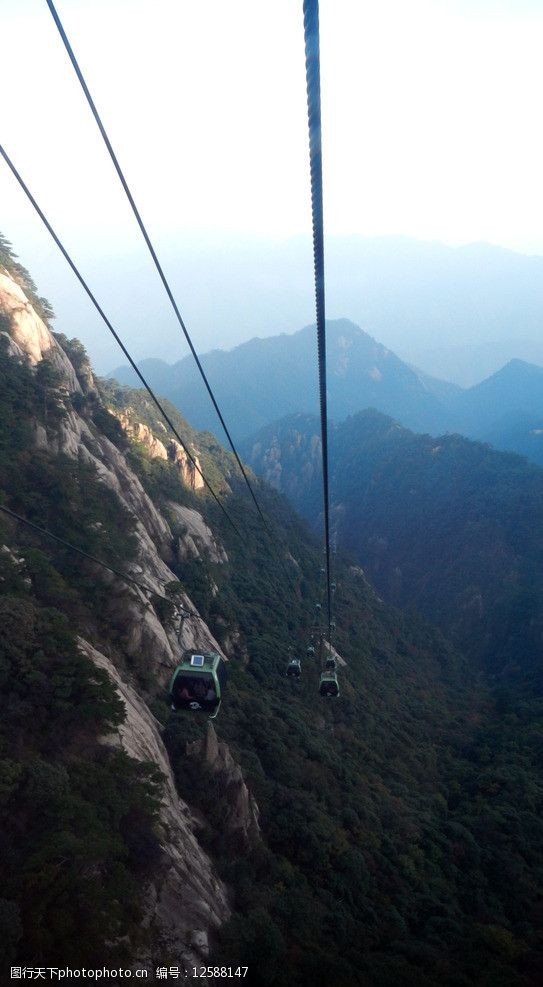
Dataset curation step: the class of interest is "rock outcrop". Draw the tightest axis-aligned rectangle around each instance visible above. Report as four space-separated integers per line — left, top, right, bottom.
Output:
111 410 205 491
30 379 225 678
167 502 228 565
114 413 169 461
324 638 347 668
169 439 205 491
187 725 260 847
0 269 82 392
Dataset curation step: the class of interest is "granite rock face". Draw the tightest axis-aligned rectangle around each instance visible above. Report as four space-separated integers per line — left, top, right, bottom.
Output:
187 725 260 847
0 269 81 391
0 269 245 975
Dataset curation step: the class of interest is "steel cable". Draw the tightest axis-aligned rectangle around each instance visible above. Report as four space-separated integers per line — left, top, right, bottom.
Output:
45 0 269 527
303 0 333 640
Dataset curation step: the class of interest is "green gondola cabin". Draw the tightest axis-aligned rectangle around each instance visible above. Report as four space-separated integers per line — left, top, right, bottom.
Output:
319 670 339 698
286 657 302 678
169 650 226 717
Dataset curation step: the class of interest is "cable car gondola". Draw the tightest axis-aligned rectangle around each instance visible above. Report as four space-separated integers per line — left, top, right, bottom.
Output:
319 670 339 698
286 658 302 679
169 650 226 719
324 656 337 672
307 645 316 657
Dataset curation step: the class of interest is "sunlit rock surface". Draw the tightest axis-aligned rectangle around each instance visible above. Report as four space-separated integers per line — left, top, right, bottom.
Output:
111 409 205 490
0 269 81 390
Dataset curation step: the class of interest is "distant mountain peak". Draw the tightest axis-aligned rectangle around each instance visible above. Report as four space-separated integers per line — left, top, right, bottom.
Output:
472 357 543 389
500 357 543 373
109 316 456 441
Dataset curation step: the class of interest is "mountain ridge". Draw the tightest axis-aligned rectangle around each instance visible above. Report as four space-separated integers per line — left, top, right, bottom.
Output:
111 318 455 440
112 316 543 466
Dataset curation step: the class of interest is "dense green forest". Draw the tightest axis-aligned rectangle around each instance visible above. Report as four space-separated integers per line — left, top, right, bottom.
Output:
107 385 543 986
1 243 543 984
244 409 543 679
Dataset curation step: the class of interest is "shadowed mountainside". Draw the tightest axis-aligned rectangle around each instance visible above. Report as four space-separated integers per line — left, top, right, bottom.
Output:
243 409 543 677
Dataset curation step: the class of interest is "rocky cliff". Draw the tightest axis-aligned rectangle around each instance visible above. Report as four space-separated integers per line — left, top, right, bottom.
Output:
0 267 253 978
0 268 79 387
111 409 205 491
187 725 260 847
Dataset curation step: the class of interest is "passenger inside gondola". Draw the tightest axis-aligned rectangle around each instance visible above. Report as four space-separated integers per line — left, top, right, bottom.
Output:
174 674 218 709
286 658 302 678
193 680 207 700
169 652 225 717
319 674 339 698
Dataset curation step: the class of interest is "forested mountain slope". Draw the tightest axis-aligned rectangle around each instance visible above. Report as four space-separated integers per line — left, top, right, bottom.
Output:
452 360 543 466
1 240 543 985
244 410 543 678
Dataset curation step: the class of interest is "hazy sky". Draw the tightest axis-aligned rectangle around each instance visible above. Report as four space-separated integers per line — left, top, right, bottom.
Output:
2 0 543 368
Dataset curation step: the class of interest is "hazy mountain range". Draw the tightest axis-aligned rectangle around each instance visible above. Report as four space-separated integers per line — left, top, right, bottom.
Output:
112 318 543 467
111 318 454 437
79 235 543 382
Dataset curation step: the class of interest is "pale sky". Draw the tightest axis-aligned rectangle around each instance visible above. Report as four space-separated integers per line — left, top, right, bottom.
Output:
2 0 543 369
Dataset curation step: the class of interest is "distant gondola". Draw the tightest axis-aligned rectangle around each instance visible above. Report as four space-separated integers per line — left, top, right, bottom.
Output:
286 658 302 679
307 645 316 657
169 650 226 719
319 670 339 698
324 656 337 672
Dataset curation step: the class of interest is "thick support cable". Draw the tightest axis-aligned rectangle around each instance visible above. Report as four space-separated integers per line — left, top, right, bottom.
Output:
303 0 332 640
0 503 199 616
45 0 267 526
0 144 240 538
